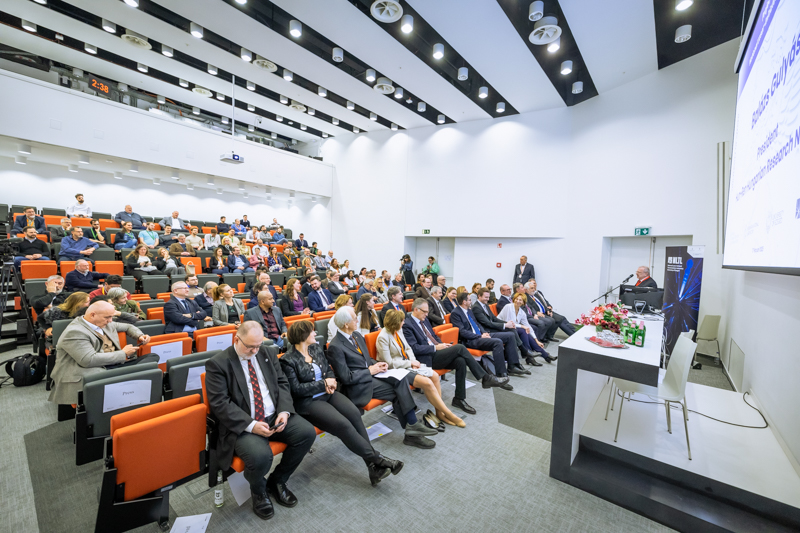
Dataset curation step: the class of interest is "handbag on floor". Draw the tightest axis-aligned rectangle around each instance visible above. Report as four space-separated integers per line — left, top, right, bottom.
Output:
5 353 46 387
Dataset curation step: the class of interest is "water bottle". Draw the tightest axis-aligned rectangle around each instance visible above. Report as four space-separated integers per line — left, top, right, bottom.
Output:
214 471 224 507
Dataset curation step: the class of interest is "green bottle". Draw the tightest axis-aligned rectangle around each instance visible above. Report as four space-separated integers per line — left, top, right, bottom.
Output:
634 321 645 347
625 322 635 345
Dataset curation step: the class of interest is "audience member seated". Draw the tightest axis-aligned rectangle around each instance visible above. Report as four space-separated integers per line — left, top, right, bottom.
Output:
114 205 146 230
328 307 438 449
272 227 288 245
59 227 99 262
523 282 555 341
436 276 447 293
219 237 236 255
469 283 481 306
378 310 464 427
204 228 221 250
31 275 66 315
268 218 281 229
441 287 458 313
356 278 378 301
256 225 271 242
251 240 268 259
240 215 251 228
244 291 287 349
327 295 353 343
158 247 187 277
204 322 316 519
170 233 197 257
66 193 92 218
87 275 126 300
342 271 357 290
421 256 439 282
278 277 310 317
379 287 404 324
107 287 145 320
159 211 190 232
373 278 389 304
84 219 108 248
250 272 278 301
449 292 523 384
47 301 156 406
472 288 529 369
209 247 228 274
313 251 328 270
164 281 211 333
307 277 335 313
338 260 350 278
216 216 230 235
308 242 319 256
325 250 335 267
228 246 255 273
39 291 89 341
126 245 159 279
159 225 178 248
484 279 498 304
496 292 554 364
280 320 403 486
186 227 204 250
231 219 246 237
50 218 72 242
12 207 46 234
13 226 50 269
185 274 204 298
329 258 342 273
195 281 217 314
496 284 514 314
245 248 262 270
426 286 448 327
65 260 104 292
212 284 245 327
114 222 139 251
262 246 281 272
293 233 309 249
281 243 297 266
354 294 380 336
531 279 575 340
326 271 346 297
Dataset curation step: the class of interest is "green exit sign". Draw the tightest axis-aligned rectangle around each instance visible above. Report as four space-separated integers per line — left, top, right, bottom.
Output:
635 227 651 236
422 229 430 235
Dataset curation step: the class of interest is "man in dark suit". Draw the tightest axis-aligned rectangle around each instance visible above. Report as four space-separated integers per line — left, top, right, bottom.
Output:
513 256 535 286
415 275 432 300
356 279 377 300
227 246 254 273
496 284 514 314
164 281 211 333
403 299 508 414
634 266 658 288
449 293 524 381
379 287 405 326
326 272 346 297
307 277 335 313
519 283 554 341
245 268 269 294
50 218 72 242
204 322 316 519
531 279 575 339
472 288 533 365
327 307 438 449
300 270 317 295
12 207 46 234
426 286 447 327
64 259 105 292
114 205 146 230
485 279 498 305
243 291 287 349
293 233 309 250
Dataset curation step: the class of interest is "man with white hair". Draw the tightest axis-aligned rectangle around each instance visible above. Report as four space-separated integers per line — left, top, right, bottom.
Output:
426 286 447 327
159 210 191 232
164 281 210 334
48 301 156 405
31 275 66 314
328 306 438 450
64 259 104 292
356 279 377 300
523 282 555 341
635 265 657 288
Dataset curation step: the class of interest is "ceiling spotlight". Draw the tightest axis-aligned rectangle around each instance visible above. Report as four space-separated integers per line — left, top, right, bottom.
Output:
15 156 27 165
190 22 204 38
235 0 247 4
675 0 693 11
318 86 327 97
433 43 444 60
33 0 47 4
130 162 139 172
308 108 315 116
73 67 83 78
22 20 37 32
366 69 376 82
289 20 302 38
153 178 161 185
124 0 139 7
478 86 488 98
248 124 255 132
179 79 188 88
353 127 360 133
496 102 506 113
246 80 255 91
137 63 148 73
171 170 179 179
560 60 573 75
192 106 200 115
283 69 293 82
675 25 692 43
247 103 255 111
271 132 277 139
100 19 116 33
332 47 344 62
370 112 377 121
243 192 249 199
391 123 398 131
395 87 403 99
332 118 339 125
529 1 544 21
280 95 288 104
458 67 468 81
217 92 226 101
572 81 584 94
347 101 354 110
238 182 245 191
187 183 194 190
291 139 297 145
300 124 307 130
217 188 223 195
118 82 128 92
68 164 78 173
221 117 229 124
78 153 90 164
400 14 413 33
241 47 252 61
114 171 123 179
547 37 561 53
208 64 218 75
322 133 328 138
207 176 214 185
161 44 175 57
18 143 31 154
418 102 426 112
84 43 97 54
276 115 283 122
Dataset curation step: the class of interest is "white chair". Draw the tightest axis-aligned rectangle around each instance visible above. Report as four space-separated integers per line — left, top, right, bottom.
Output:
607 335 697 459
696 315 721 363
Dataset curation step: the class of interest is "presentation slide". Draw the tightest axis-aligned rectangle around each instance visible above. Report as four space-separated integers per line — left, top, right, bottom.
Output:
724 0 800 274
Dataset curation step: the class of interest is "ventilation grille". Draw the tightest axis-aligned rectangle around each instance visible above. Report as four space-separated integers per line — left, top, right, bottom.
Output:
374 77 395 95
528 16 561 45
192 86 212 97
370 0 403 23
121 29 152 50
253 55 278 72
289 100 307 112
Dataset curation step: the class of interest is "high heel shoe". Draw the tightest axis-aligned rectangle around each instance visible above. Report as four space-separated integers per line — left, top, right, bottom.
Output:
423 412 444 432
426 410 445 431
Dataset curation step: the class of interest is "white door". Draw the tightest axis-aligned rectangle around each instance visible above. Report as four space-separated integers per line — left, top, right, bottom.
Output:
605 236 693 297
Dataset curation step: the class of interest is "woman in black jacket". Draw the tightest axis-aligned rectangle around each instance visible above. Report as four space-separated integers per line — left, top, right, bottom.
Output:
278 277 310 317
279 320 403 487
125 245 160 279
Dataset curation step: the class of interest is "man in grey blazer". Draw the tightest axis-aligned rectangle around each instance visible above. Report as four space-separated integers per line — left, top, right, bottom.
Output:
48 301 157 405
243 291 287 349
159 210 191 232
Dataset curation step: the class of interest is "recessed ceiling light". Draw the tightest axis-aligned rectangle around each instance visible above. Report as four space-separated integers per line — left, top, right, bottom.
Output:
366 69 376 82
332 118 339 125
207 176 215 185
560 60 573 75
221 117 229 124
171 170 179 179
280 95 288 104
187 183 194 190
238 182 245 191
496 102 506 113
437 115 445 124
32 0 47 4
400 14 413 33
300 124 307 130
22 20 37 33
353 127 360 133
114 171 123 179
572 81 583 94
68 164 78 172
406 98 412 104
458 67 468 80
332 47 344 62
241 47 252 62
73 67 83 78
418 102 426 112
78 153 90 164
289 20 302 38
547 37 561 53
322 133 328 138
15 156 27 165
102 19 116 33
395 87 403 99
243 192 249 198
478 86 488 98
179 79 188 88
118 82 128 92
207 64 218 75
192 106 200 115
248 124 254 132
308 108 315 116
271 132 277 139
347 101 354 110
124 0 139 7
276 115 283 122
216 188 223 195
675 25 692 43
675 0 693 11
391 123 398 131
529 1 544 21
162 44 173 57
433 43 444 60
247 103 255 111
246 80 255 91
283 69 293 82
130 162 139 172
18 143 31 154
137 63 148 73
235 0 246 4
370 112 377 121
190 22 203 39
153 178 161 185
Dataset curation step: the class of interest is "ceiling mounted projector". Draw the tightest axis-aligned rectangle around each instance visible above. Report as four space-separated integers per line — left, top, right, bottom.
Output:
220 152 245 164
370 0 403 23
529 16 561 45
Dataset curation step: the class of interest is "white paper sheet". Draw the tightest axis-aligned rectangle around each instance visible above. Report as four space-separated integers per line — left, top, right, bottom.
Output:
169 513 211 533
226 471 251 506
206 333 233 350
452 379 476 389
152 340 183 364
102 379 152 413
374 368 410 380
366 422 392 441
185 366 204 391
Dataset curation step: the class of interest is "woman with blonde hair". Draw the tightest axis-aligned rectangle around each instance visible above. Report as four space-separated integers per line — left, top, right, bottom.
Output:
39 291 90 339
327 294 354 342
376 310 464 428
373 277 388 304
211 284 245 327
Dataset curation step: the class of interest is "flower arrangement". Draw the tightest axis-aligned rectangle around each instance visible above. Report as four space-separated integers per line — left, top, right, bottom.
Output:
575 302 630 333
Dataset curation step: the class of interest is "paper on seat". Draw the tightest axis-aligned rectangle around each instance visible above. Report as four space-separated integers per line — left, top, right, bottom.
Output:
185 366 204 392
206 334 233 350
102 379 152 413
152 340 183 364
374 368 410 380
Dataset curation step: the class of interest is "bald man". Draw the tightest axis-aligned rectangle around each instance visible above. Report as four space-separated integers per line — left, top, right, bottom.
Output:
48 301 157 405
114 205 145 229
243 291 287 349
635 266 657 288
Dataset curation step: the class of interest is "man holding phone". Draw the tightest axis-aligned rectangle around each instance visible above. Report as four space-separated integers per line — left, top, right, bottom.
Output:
205 322 316 520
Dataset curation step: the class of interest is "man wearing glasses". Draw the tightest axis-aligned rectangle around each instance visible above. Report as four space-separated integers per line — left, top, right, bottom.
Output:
205 322 316 520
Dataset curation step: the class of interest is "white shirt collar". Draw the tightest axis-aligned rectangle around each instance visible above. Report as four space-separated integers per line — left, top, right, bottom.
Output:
81 317 103 333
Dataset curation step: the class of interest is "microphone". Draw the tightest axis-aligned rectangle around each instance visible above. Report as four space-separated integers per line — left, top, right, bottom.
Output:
622 273 634 283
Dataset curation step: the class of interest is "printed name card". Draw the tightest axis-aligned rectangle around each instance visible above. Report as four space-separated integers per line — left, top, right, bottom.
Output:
185 366 204 392
102 379 152 413
206 333 233 350
153 341 184 364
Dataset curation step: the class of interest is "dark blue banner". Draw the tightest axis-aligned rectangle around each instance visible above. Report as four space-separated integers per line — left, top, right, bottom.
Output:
662 246 705 355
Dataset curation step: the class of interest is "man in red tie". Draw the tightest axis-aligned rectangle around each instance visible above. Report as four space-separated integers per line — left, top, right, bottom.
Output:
205 322 316 520
634 266 658 288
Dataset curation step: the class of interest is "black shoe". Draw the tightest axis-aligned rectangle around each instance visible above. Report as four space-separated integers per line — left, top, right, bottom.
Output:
424 412 445 432
542 353 558 363
525 356 543 367
375 454 404 475
511 364 531 375
494 375 514 391
368 463 391 487
481 373 508 389
266 477 298 508
546 337 559 343
251 492 274 520
403 435 436 449
451 397 476 415
507 367 526 377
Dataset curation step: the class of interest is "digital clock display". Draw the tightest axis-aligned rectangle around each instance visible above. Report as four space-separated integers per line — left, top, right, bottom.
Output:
90 78 109 94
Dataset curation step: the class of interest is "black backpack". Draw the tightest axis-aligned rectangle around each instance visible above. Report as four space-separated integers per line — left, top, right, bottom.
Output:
5 354 46 387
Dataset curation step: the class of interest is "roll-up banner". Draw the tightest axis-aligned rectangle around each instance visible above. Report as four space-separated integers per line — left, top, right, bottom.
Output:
663 246 705 355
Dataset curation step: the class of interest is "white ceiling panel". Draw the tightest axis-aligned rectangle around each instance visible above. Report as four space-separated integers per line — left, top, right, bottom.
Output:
406 0 564 114
268 0 492 123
